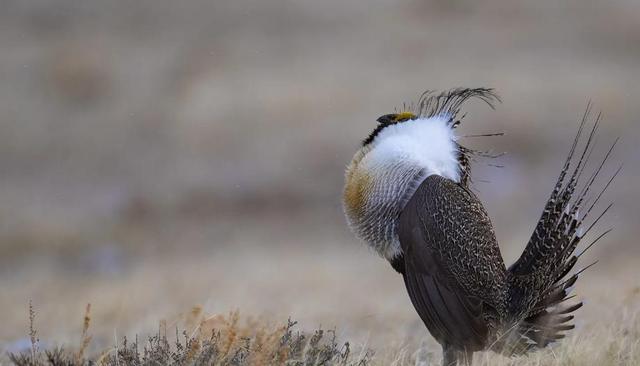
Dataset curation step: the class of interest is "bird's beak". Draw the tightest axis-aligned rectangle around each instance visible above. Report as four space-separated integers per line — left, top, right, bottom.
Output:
376 114 393 124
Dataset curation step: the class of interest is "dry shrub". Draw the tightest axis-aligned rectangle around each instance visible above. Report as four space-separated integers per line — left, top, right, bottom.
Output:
8 305 373 366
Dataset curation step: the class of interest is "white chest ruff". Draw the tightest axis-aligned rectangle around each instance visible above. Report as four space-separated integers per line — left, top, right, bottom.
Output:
343 116 461 260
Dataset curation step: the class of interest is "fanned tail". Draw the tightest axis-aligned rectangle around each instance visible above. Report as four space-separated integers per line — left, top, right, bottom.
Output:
501 104 620 354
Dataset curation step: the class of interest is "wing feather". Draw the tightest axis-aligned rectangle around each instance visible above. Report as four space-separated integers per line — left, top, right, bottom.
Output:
397 174 507 350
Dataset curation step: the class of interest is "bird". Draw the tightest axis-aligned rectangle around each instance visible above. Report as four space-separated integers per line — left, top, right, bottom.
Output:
342 88 619 366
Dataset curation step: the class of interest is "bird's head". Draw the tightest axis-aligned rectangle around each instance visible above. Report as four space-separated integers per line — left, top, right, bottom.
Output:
376 111 418 125
362 111 418 146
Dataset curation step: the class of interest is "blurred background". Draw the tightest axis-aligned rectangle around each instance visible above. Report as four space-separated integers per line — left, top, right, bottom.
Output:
1 0 639 356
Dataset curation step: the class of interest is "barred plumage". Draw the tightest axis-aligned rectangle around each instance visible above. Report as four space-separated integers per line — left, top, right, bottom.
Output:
502 104 620 354
343 88 618 366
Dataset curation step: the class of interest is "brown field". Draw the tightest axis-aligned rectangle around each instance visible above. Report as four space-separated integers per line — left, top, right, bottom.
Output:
1 1 639 365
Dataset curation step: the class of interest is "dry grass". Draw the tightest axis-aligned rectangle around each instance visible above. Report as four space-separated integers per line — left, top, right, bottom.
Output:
374 310 640 365
7 305 373 366
3 241 638 366
6 299 639 366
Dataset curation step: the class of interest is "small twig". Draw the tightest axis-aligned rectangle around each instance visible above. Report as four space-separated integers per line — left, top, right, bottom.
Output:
29 300 38 363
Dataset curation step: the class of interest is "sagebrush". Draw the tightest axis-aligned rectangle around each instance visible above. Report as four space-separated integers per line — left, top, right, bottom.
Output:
8 305 372 366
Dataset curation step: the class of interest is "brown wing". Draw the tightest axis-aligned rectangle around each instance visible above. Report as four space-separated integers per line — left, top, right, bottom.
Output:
397 174 507 350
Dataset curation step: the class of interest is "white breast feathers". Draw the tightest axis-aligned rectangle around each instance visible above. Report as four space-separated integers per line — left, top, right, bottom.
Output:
343 116 461 260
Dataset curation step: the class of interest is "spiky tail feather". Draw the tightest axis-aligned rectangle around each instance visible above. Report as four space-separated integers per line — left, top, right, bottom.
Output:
500 104 620 354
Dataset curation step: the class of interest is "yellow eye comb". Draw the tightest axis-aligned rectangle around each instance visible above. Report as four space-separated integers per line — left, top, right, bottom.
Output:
393 111 416 121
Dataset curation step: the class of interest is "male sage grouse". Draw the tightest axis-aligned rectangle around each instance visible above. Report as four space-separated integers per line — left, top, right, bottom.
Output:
342 88 618 365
